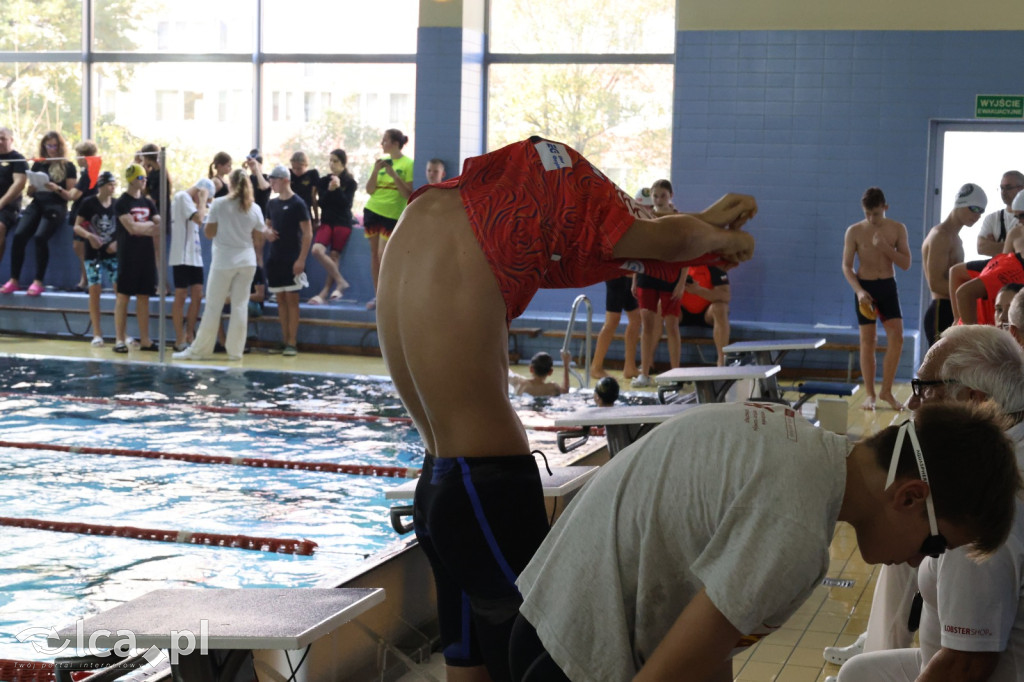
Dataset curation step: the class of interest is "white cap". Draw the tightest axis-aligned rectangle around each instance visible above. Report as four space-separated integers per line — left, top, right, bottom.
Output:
1012 189 1024 213
634 187 653 207
954 183 987 211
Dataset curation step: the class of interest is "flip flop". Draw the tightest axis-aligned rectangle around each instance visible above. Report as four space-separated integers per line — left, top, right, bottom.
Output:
307 295 326 305
113 342 129 354
138 343 160 352
328 290 344 301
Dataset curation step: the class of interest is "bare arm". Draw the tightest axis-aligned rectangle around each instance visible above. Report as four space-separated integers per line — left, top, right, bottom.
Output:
293 219 313 275
204 221 218 240
632 588 738 682
385 163 414 199
916 647 998 682
841 227 869 302
955 277 988 325
1003 224 1023 254
890 222 912 271
366 161 384 194
191 190 209 225
922 235 955 298
0 173 26 210
612 215 754 266
979 234 1003 257
118 213 158 238
686 282 730 304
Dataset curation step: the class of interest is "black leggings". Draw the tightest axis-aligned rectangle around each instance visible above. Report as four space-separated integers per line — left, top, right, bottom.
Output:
509 614 571 682
10 201 67 282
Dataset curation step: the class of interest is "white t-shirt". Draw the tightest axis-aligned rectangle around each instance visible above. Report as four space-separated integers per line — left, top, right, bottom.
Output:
206 196 264 269
518 402 850 682
978 209 1020 243
169 191 203 267
917 420 1024 682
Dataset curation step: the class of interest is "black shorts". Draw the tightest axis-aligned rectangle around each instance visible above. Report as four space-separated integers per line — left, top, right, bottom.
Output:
362 207 399 236
117 261 157 297
923 298 953 347
413 453 549 679
965 258 989 274
172 265 204 289
855 277 902 325
679 306 712 327
0 206 19 230
604 276 637 314
265 252 300 290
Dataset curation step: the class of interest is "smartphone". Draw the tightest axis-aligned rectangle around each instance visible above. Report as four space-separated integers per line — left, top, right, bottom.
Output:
383 159 393 166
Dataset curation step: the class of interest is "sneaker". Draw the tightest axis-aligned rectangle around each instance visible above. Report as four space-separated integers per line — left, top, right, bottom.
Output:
90 336 104 348
282 345 298 357
825 677 838 682
823 632 866 666
172 348 211 360
173 342 189 352
631 374 653 388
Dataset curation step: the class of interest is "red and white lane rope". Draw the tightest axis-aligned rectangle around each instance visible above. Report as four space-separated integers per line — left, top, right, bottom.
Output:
0 516 318 555
0 439 419 478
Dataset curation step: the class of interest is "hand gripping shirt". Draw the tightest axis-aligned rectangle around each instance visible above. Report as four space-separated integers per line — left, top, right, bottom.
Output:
410 138 696 322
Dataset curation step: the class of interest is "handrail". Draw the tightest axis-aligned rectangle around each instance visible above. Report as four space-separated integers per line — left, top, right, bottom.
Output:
562 294 592 389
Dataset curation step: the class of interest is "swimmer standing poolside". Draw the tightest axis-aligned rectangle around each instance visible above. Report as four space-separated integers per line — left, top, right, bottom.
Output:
842 187 911 411
377 137 755 682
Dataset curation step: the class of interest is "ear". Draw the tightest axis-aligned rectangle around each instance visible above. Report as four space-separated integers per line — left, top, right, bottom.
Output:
890 479 930 510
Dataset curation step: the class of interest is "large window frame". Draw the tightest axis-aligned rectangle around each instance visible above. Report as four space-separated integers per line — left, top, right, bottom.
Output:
0 0 416 150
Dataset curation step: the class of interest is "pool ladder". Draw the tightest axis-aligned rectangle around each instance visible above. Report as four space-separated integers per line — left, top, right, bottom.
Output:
562 294 593 389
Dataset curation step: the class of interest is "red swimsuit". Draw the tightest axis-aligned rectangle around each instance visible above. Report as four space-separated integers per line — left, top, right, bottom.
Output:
411 137 689 322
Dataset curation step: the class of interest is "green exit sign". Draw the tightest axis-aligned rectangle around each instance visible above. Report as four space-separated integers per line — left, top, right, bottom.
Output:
976 95 1024 118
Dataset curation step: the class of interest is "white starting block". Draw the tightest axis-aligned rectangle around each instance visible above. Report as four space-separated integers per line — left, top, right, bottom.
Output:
553 402 695 456
656 364 781 404
48 588 385 682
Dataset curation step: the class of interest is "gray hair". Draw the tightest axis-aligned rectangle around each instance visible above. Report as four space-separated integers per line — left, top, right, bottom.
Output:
1011 289 1024 331
0 126 12 137
940 324 1024 420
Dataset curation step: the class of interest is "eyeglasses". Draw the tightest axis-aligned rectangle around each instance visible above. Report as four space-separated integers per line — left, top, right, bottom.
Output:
910 378 959 398
1000 184 1024 192
886 421 948 559
968 206 985 214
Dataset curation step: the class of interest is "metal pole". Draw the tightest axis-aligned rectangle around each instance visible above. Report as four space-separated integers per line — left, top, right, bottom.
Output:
157 147 168 362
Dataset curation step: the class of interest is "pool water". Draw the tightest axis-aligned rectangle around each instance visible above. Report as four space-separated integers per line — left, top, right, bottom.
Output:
0 355 629 663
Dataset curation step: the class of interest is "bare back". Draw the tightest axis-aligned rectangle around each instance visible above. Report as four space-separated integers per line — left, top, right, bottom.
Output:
921 223 964 299
376 188 531 458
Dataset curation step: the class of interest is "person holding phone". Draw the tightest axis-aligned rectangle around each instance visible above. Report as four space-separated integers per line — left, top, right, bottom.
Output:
363 128 413 310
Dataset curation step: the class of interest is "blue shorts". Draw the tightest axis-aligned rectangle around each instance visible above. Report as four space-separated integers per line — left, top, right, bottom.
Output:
86 256 118 288
413 453 549 679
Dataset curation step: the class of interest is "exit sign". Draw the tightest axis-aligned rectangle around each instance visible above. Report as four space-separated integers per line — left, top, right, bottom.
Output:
976 95 1024 118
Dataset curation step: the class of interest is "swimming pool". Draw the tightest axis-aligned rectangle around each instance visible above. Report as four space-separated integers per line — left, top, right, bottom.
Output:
0 354 616 664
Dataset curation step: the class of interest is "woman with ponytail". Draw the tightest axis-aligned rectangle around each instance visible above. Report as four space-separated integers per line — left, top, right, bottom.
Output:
208 151 232 198
173 168 264 361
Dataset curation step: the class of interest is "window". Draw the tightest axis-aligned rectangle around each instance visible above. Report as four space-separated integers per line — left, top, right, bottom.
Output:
94 1 255 52
0 62 82 150
304 92 315 123
262 0 417 54
184 92 204 121
156 90 179 122
487 0 674 190
390 94 410 125
0 0 82 51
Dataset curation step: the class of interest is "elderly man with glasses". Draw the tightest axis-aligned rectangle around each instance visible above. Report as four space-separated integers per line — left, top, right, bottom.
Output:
830 325 1024 682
